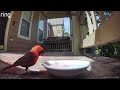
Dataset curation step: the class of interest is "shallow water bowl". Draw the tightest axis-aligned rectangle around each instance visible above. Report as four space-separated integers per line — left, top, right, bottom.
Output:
42 60 91 78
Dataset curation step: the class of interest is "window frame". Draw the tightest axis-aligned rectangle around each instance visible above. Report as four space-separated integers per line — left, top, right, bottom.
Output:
37 13 46 43
17 11 34 40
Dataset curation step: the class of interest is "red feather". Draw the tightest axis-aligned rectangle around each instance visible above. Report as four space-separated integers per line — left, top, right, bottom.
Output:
0 45 44 72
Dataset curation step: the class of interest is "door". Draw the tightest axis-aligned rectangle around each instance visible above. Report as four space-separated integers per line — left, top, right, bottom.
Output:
0 11 10 50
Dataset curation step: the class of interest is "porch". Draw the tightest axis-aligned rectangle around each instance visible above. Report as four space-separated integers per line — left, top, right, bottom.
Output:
0 52 120 79
0 11 120 79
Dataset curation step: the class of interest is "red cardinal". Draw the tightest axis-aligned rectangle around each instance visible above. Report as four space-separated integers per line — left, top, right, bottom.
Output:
0 45 44 72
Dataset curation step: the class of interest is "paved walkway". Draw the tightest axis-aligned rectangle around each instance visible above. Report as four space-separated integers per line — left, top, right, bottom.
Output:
0 52 120 79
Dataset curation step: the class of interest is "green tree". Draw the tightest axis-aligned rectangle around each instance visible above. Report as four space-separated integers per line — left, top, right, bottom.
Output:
64 32 69 37
96 41 120 59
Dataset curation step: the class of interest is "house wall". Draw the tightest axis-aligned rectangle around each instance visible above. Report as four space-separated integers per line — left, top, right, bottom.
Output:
7 11 47 52
52 25 63 37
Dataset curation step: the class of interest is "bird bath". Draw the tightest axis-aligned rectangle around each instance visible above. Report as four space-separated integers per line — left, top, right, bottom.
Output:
42 60 91 78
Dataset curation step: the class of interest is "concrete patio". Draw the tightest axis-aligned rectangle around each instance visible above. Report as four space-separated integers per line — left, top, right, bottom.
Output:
0 52 120 79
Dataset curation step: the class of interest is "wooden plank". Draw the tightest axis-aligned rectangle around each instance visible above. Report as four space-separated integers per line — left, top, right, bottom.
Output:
46 11 70 19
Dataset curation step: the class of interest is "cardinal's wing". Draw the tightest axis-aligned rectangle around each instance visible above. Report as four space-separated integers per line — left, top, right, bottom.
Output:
13 52 36 65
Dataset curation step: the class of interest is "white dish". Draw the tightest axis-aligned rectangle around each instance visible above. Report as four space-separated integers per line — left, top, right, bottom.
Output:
42 60 91 78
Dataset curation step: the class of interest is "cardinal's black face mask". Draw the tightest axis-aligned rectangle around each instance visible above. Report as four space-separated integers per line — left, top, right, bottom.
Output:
39 50 44 56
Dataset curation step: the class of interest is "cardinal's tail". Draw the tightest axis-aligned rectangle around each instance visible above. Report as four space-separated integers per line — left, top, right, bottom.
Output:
0 64 16 73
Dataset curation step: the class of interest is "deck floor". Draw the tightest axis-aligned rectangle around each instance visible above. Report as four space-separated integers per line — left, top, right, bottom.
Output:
0 52 120 79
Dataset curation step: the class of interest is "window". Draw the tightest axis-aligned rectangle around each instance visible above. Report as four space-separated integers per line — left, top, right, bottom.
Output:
104 11 112 20
18 11 33 40
37 14 46 43
20 19 30 37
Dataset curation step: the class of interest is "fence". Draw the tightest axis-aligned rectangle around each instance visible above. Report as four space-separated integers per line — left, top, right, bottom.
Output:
44 37 71 52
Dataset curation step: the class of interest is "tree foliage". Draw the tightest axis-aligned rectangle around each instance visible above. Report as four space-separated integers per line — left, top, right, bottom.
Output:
96 41 120 59
64 32 70 37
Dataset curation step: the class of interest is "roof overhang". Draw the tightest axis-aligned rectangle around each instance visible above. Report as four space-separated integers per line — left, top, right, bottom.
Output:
44 11 71 19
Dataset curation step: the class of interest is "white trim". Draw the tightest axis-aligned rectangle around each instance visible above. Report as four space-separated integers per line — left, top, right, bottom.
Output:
4 11 14 51
17 11 34 40
37 12 46 43
46 23 49 38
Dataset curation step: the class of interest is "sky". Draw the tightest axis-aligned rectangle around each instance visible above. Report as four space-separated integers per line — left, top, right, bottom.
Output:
64 17 70 34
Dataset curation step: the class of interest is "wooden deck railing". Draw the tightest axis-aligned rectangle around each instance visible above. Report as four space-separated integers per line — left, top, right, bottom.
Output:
44 37 71 52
